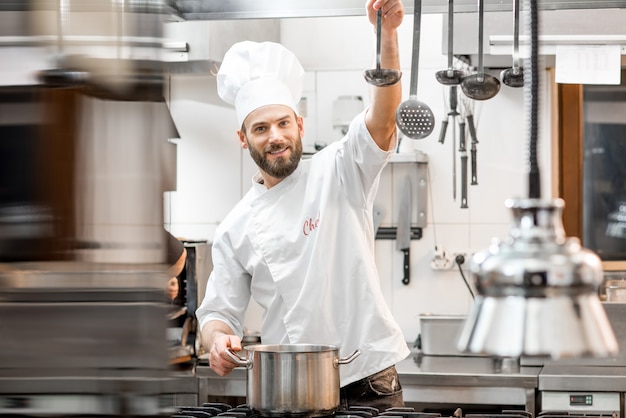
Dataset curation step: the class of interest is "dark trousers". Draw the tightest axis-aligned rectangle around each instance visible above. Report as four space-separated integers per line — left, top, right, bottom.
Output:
339 365 405 413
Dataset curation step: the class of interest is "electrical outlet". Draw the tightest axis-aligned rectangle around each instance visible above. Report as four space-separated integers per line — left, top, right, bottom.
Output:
452 252 474 266
430 249 454 270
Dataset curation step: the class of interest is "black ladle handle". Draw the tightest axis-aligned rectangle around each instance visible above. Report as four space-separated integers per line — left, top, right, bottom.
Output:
438 119 449 144
409 0 422 96
477 0 484 76
471 147 478 185
446 0 454 69
467 114 478 144
512 0 520 71
375 8 382 71
467 113 478 185
461 153 468 209
449 85 458 114
459 120 468 208
458 120 466 152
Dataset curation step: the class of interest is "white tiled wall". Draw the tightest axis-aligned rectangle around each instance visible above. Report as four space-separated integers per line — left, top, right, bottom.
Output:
166 13 553 343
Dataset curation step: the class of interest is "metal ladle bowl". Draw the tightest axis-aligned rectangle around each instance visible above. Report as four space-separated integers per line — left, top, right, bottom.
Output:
460 0 500 101
364 9 402 87
364 68 403 86
435 0 465 86
461 72 500 101
435 68 466 85
500 67 524 88
500 0 524 88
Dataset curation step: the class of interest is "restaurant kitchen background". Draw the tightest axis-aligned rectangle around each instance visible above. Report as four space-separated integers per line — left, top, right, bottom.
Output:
2 0 626 415
163 12 551 343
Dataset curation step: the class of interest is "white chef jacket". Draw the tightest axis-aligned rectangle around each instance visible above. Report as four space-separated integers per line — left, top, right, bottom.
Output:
196 110 410 387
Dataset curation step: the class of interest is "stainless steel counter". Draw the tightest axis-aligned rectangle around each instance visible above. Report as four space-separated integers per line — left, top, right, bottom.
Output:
539 364 626 392
196 353 541 413
0 369 199 415
196 362 247 402
396 353 540 412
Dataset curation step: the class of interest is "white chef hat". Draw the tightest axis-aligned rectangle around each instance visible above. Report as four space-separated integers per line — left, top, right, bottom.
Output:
217 41 305 127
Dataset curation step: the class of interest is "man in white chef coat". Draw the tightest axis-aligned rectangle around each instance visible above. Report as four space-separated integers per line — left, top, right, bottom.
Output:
196 0 410 410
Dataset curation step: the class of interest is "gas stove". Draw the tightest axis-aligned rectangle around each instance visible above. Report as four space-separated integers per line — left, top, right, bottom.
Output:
171 403 532 418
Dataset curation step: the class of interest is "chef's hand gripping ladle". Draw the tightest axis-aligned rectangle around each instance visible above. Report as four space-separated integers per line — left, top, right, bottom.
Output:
364 8 402 87
395 0 435 139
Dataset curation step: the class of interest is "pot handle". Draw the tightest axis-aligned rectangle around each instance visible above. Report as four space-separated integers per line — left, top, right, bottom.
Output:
225 348 249 367
335 349 361 367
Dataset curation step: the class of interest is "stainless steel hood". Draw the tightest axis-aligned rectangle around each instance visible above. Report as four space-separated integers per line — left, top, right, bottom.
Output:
447 6 626 69
171 0 625 20
5 0 619 17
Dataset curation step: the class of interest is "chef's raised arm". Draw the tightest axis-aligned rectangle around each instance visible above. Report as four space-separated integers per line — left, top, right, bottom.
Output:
364 0 404 152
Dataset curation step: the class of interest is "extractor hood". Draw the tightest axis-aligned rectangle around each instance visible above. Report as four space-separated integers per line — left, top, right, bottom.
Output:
170 0 626 20
163 19 280 73
444 7 626 69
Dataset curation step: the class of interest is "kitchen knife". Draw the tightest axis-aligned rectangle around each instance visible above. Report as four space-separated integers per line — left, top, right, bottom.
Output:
396 177 412 285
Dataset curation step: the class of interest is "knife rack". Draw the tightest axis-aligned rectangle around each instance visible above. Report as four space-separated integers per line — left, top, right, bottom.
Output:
390 151 428 228
376 226 422 241
375 150 428 240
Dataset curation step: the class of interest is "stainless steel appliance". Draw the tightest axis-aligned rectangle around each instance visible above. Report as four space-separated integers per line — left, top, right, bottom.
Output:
0 263 185 416
539 390 620 417
0 1 192 415
533 302 626 418
195 349 540 415
172 401 532 418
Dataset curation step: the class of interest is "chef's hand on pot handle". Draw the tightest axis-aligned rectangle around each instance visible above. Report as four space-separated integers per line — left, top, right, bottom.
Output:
209 333 243 376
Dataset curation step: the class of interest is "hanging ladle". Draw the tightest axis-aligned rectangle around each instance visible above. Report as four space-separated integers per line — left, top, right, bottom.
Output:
500 0 524 88
435 0 466 85
460 0 500 101
364 8 402 87
396 0 435 140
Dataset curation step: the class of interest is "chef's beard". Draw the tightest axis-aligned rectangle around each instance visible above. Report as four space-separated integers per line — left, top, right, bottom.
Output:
247 137 303 179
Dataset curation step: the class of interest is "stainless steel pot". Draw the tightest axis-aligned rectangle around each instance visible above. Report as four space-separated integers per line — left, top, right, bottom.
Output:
226 344 360 417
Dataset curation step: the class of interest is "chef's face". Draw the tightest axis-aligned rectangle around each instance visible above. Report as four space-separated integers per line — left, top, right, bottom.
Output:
239 105 304 182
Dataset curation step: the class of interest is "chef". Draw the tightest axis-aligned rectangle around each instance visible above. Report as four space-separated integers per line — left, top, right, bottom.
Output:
195 0 410 411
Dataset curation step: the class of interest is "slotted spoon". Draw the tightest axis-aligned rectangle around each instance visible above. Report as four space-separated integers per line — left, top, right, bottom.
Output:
395 0 435 140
